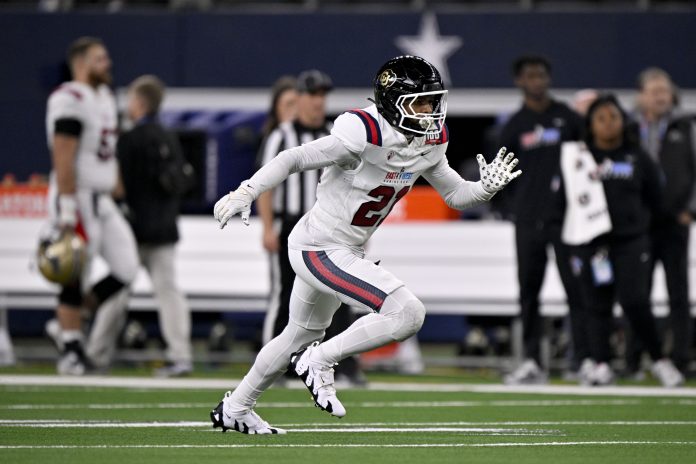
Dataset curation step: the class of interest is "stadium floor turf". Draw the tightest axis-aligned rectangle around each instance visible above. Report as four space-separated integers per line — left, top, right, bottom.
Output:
1 372 695 464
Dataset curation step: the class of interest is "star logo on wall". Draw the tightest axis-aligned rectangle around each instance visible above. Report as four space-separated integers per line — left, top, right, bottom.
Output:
395 12 462 87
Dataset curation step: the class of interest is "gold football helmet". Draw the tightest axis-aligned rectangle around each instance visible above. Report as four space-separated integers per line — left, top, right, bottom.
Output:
37 227 87 285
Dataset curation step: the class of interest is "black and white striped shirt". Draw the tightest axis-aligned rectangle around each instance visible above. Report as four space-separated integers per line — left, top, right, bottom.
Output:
258 120 332 218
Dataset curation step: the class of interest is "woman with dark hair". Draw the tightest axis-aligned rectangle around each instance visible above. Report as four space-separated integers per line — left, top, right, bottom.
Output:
554 94 684 387
260 75 298 138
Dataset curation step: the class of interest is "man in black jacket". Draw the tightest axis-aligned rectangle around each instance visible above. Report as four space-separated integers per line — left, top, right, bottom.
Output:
628 67 696 376
498 56 586 383
117 75 194 377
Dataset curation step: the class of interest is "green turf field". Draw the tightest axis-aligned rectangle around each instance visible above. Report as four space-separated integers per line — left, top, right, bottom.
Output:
1 374 695 464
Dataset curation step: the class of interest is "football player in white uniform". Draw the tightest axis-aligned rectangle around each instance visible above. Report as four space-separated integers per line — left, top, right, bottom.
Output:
210 56 521 434
45 37 139 375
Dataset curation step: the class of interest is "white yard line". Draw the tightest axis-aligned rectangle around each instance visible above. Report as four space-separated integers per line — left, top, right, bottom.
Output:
0 399 647 410
0 421 555 435
0 441 695 449
2 419 695 428
276 420 696 427
1 375 695 397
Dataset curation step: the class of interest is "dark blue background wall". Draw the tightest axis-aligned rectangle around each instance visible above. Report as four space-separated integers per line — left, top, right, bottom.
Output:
3 11 695 180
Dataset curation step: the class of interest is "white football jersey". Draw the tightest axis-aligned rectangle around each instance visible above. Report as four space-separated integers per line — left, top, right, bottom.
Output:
46 81 118 192
289 104 449 250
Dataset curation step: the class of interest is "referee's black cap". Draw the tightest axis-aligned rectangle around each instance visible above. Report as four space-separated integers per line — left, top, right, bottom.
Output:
297 70 333 94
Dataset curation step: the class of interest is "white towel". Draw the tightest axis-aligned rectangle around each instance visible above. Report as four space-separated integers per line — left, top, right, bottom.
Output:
560 141 612 245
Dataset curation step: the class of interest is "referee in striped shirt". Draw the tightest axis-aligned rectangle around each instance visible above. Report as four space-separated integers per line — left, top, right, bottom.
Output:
257 70 365 385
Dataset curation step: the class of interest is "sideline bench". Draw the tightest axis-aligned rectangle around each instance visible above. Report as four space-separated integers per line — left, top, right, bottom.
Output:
1 217 695 363
2 217 696 315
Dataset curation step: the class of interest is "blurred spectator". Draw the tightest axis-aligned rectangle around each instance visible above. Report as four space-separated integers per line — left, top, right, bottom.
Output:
117 75 194 377
498 55 586 384
256 70 365 385
626 67 696 377
256 75 298 347
38 0 210 11
553 94 684 387
260 76 298 140
38 0 73 11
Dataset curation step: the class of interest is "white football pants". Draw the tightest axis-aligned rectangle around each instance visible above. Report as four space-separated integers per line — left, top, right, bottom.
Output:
227 246 425 414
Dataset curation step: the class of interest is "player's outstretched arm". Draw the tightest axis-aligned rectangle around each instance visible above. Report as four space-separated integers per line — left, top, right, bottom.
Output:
476 147 522 193
423 147 522 211
213 135 356 229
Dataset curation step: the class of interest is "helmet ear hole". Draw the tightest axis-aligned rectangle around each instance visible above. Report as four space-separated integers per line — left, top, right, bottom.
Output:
37 228 87 285
373 55 447 136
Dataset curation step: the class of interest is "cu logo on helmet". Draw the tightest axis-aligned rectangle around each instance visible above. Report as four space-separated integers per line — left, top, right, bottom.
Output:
379 69 397 88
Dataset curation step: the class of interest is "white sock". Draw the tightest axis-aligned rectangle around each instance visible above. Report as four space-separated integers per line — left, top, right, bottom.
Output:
227 322 323 414
61 330 83 344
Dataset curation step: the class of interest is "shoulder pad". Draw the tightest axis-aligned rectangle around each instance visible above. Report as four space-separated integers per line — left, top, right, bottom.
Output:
51 84 84 102
347 109 383 146
48 84 86 120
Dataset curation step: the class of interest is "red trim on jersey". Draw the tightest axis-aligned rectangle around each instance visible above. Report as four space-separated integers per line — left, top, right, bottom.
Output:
441 124 449 143
352 109 380 145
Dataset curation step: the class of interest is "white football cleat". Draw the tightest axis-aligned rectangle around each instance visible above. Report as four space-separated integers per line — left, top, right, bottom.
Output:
503 359 548 385
210 391 286 435
56 350 86 376
577 358 597 386
587 362 615 386
289 342 346 418
153 361 193 378
56 341 92 376
651 359 685 388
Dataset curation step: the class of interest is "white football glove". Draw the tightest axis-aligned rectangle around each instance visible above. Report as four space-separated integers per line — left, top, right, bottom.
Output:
213 184 255 229
476 147 522 193
57 194 78 228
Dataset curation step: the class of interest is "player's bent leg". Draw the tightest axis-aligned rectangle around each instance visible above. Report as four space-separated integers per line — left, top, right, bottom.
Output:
314 286 426 366
210 391 286 435
83 275 128 311
55 285 91 376
286 248 425 416
284 277 347 416
85 288 129 368
224 277 340 424
98 195 140 287
289 288 425 418
287 289 426 418
215 321 324 434
82 195 139 368
225 321 332 415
